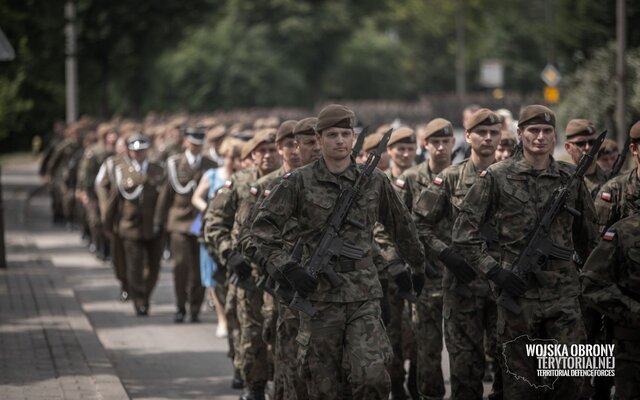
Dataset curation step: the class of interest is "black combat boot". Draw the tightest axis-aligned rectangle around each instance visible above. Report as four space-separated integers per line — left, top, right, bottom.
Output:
391 379 408 400
231 368 244 389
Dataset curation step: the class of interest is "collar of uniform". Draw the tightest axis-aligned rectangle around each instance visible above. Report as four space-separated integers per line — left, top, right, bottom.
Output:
417 161 435 184
461 158 480 187
315 157 358 185
511 155 560 177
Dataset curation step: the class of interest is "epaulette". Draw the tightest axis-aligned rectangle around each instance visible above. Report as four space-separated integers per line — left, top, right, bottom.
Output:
603 230 616 241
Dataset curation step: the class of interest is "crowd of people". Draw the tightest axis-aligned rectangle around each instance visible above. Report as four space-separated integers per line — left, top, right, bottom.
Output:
37 103 638 400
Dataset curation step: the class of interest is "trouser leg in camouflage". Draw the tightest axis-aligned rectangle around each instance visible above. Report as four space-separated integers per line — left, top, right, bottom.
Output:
444 289 500 400
273 302 307 400
237 285 268 390
296 299 392 400
225 283 242 369
498 296 586 399
414 284 445 399
386 279 408 387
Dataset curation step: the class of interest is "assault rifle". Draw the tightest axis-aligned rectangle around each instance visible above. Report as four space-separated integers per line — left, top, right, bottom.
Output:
289 129 393 318
351 127 369 159
608 134 631 179
496 130 607 314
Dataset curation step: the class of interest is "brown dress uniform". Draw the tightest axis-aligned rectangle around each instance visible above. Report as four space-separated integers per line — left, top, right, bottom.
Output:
155 149 217 319
110 145 165 314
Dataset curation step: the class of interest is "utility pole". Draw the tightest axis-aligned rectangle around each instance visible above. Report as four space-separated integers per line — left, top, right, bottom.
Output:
65 1 78 124
616 0 627 145
455 0 465 99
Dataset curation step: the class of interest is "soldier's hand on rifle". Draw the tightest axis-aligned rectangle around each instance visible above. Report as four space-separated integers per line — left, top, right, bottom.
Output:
282 262 318 297
487 266 526 297
439 247 476 284
227 251 251 279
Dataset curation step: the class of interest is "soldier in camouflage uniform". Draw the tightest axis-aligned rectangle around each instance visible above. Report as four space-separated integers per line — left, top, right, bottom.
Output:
563 119 609 199
204 129 281 400
377 127 422 400
155 127 217 323
414 109 502 400
393 118 456 399
581 214 640 400
452 105 598 399
594 120 640 234
252 105 425 400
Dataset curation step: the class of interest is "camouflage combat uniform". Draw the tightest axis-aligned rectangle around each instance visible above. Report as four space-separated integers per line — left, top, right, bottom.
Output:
583 163 609 200
252 158 425 400
452 155 598 399
395 161 445 398
581 214 640 399
594 167 640 233
413 158 501 400
204 166 269 394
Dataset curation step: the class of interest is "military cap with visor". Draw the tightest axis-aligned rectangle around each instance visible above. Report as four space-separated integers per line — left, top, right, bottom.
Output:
315 104 356 132
517 105 556 128
127 133 151 151
183 126 206 145
424 118 454 140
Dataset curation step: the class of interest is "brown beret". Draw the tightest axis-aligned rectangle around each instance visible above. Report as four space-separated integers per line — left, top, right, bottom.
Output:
499 129 517 146
240 141 253 160
565 119 596 139
207 125 227 141
464 108 501 131
387 127 416 147
375 124 391 135
363 133 384 153
294 117 317 136
630 120 640 139
424 118 454 139
518 105 555 128
316 104 355 132
243 128 276 156
276 120 298 142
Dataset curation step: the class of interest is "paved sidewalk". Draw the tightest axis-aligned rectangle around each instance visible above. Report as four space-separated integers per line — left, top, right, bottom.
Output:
1 161 238 399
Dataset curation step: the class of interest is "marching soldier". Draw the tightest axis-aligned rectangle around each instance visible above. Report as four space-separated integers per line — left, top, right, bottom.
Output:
96 136 130 301
564 119 608 199
204 128 281 400
108 134 166 316
394 117 456 400
155 127 217 322
594 120 640 233
581 214 640 400
252 104 425 400
452 105 598 398
414 108 502 399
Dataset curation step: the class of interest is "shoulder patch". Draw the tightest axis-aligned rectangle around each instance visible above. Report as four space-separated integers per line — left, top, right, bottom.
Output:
283 172 292 179
250 186 259 196
603 230 616 241
224 180 233 189
394 178 406 189
433 176 443 186
480 170 488 177
263 189 271 197
600 192 612 202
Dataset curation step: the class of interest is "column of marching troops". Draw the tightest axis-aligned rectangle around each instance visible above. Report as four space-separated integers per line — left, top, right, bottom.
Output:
38 103 640 400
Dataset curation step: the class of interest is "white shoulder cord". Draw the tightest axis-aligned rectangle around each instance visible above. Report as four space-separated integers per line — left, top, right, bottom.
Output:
115 164 144 201
167 155 196 195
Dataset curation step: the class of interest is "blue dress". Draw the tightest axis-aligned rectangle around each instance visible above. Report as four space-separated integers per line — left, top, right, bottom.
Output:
198 168 226 288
